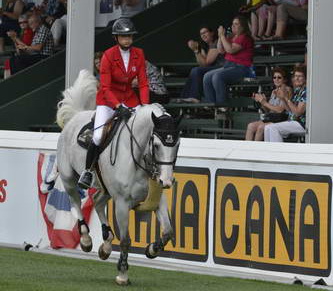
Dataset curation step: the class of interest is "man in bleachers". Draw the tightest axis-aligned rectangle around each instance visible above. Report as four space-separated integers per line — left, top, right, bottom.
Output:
9 14 54 74
270 0 308 40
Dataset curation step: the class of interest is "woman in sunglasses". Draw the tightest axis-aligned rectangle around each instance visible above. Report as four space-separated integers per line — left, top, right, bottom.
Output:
264 65 307 142
245 67 291 141
4 14 33 78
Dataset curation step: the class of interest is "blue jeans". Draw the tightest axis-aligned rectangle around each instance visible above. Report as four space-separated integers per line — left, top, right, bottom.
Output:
203 61 251 105
181 65 221 100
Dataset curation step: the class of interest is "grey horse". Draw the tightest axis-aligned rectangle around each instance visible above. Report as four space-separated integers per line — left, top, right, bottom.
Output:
56 70 180 285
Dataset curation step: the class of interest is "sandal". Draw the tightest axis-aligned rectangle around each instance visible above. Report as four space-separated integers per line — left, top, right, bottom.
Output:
253 35 263 41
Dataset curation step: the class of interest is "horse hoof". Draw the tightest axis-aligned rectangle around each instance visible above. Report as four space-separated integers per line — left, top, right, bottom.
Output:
115 275 130 286
80 235 92 252
98 243 111 260
145 243 158 259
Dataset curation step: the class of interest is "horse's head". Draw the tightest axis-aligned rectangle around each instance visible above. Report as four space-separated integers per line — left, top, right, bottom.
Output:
151 112 181 189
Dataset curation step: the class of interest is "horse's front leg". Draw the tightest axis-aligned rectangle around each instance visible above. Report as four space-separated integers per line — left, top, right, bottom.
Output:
146 194 175 259
115 198 131 285
93 191 114 260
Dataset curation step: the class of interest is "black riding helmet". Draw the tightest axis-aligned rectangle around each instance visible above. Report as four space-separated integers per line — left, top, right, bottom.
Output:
112 18 138 35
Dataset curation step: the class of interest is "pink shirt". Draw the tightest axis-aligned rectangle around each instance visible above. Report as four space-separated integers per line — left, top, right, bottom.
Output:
225 34 254 67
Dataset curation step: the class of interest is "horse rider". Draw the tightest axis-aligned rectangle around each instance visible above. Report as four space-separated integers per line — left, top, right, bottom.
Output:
78 18 150 189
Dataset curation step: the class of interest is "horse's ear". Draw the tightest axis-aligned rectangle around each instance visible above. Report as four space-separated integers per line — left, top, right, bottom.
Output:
151 112 158 126
175 114 183 128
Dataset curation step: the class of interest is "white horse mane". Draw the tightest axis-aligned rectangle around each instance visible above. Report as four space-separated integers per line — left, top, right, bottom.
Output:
56 69 97 129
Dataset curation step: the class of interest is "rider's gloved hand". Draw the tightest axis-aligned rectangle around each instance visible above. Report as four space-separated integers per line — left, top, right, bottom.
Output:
132 105 141 113
117 104 132 120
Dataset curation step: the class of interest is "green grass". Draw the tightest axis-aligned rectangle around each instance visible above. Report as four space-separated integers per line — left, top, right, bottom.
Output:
0 247 310 291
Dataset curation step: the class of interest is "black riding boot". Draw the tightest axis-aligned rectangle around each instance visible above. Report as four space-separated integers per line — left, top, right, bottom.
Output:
78 142 100 189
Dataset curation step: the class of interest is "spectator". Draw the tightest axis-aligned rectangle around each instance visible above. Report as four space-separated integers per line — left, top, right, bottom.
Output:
94 51 104 81
264 65 306 142
132 60 168 103
50 0 67 47
203 15 254 106
9 14 54 74
180 26 225 103
245 67 292 141
114 0 146 18
4 14 33 78
0 0 25 53
239 0 275 40
107 0 146 27
269 0 308 40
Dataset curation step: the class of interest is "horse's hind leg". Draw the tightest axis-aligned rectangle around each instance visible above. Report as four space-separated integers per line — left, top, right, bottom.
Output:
114 198 131 285
93 191 114 260
146 194 174 259
62 177 93 252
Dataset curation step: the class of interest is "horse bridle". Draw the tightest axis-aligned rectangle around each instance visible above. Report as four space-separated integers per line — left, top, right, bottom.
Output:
124 114 180 180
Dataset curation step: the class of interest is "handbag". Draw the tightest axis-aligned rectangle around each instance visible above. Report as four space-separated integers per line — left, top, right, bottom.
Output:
262 112 288 123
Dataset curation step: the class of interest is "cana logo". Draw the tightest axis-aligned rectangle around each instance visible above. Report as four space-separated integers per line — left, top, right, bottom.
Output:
0 179 7 203
214 169 331 277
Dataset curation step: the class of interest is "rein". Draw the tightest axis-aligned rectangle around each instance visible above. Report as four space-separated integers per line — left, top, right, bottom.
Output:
123 115 158 179
122 112 179 180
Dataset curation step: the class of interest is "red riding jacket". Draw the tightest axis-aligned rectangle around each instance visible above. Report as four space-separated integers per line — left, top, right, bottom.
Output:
96 45 150 108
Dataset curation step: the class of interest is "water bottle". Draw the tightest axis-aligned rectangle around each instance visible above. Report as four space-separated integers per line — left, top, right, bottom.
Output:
249 66 256 79
226 27 232 37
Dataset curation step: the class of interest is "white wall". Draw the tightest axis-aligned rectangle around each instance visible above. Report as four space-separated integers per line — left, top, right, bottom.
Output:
307 0 333 143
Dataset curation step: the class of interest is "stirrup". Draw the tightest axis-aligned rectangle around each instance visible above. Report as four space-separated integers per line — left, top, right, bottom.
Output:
78 170 93 189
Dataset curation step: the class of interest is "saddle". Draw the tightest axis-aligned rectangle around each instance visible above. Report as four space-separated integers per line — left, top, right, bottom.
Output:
77 114 122 153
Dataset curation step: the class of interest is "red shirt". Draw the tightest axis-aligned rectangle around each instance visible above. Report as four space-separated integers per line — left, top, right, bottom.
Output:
21 28 33 46
96 45 149 108
225 34 253 67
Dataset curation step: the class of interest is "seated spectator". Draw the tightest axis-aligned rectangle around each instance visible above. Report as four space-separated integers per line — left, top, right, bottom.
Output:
180 26 225 103
108 0 146 27
50 0 67 47
0 0 25 53
239 0 276 40
269 0 308 40
264 65 306 142
245 67 292 141
4 14 33 78
203 15 254 106
132 61 168 103
115 0 146 18
9 14 54 74
94 51 104 81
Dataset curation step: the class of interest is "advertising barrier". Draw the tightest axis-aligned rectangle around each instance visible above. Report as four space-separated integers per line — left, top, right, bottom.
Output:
1 131 333 285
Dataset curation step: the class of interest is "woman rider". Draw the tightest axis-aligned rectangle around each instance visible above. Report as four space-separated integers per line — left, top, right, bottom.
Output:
78 18 149 189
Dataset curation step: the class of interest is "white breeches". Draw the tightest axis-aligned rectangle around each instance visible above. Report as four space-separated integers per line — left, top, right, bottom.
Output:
264 120 305 142
93 105 115 146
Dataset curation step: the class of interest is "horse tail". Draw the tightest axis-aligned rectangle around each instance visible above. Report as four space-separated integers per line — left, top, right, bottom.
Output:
56 69 97 129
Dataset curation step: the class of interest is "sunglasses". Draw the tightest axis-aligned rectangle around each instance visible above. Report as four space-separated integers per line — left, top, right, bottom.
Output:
19 21 28 24
273 76 283 79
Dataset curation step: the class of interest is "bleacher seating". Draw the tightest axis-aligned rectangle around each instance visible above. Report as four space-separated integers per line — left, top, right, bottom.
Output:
161 36 306 141
0 0 307 144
